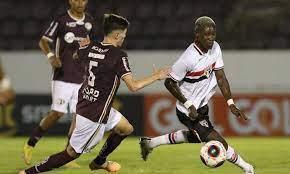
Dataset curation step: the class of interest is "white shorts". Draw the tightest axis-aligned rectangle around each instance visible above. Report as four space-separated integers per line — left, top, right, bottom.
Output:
70 107 122 153
51 80 81 113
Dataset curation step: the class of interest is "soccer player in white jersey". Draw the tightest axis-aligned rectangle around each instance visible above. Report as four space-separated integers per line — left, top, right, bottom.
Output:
139 16 255 174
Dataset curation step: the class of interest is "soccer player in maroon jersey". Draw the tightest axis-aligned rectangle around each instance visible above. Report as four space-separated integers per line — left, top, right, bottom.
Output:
19 14 170 174
22 0 94 168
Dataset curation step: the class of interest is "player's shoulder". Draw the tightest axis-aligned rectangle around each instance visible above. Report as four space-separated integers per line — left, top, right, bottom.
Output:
108 46 127 57
179 43 200 61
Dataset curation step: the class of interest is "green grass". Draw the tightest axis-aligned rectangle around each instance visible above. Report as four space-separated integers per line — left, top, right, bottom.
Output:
1 137 290 174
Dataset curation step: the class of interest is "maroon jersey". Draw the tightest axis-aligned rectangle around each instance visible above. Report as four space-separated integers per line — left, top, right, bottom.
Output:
76 41 131 123
42 11 95 84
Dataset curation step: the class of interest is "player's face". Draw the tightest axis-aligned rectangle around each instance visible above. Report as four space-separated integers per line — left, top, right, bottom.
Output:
197 26 216 50
116 29 127 47
69 0 88 13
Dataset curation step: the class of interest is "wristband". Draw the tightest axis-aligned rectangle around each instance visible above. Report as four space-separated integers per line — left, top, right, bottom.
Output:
46 52 54 59
227 99 235 106
184 100 193 109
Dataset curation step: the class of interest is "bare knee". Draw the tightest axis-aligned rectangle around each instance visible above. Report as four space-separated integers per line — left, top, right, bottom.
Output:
120 123 134 136
115 122 134 136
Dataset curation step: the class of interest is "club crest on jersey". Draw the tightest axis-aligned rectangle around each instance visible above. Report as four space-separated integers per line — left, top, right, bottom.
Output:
64 32 75 43
199 120 209 127
204 68 213 78
85 22 92 31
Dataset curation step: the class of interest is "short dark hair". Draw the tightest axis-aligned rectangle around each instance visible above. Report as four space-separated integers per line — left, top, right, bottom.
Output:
194 16 215 33
103 14 130 36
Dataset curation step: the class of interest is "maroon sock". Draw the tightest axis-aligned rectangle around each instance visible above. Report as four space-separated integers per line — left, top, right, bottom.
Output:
25 150 76 174
27 126 45 147
94 133 127 165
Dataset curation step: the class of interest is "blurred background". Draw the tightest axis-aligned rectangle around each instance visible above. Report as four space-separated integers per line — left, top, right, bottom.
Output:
0 0 290 137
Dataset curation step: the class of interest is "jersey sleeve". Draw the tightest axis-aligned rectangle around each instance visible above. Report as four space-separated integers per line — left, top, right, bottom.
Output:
116 52 132 79
214 44 224 70
42 17 60 43
169 53 188 82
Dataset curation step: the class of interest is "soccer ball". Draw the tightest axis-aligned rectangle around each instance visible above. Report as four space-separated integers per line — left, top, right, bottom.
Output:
200 140 227 168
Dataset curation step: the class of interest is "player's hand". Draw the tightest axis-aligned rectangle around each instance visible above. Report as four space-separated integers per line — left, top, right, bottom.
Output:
153 64 171 80
229 104 248 120
48 56 62 68
188 105 198 121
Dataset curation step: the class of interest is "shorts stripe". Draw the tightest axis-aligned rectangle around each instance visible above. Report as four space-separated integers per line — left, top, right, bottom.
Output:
98 76 118 123
81 122 102 153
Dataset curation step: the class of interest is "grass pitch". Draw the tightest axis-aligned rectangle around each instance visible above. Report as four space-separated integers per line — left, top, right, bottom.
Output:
0 136 289 174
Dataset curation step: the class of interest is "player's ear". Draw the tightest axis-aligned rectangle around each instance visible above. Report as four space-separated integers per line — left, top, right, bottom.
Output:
114 33 119 40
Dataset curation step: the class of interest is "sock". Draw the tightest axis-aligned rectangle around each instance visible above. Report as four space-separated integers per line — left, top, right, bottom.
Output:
226 145 251 171
149 130 188 149
93 132 127 165
25 150 76 174
27 126 45 147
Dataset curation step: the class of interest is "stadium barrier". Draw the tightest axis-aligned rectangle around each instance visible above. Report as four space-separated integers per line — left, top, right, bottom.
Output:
2 94 289 137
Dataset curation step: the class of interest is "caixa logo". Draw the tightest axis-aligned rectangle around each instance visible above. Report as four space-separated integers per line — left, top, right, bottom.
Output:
228 99 290 135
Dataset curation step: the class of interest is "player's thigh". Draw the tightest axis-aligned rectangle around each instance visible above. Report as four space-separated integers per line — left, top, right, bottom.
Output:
176 108 213 142
51 81 74 113
69 83 82 113
70 114 105 154
105 108 133 136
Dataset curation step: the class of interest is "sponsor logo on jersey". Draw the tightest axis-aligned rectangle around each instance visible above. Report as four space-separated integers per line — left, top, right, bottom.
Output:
85 22 92 31
91 46 109 53
83 87 99 102
64 32 88 44
88 52 105 59
66 21 85 27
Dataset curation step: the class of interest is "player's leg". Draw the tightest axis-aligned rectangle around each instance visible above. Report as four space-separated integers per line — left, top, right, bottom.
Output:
205 130 255 174
139 107 201 161
23 81 71 164
63 83 81 168
23 110 64 164
19 113 106 174
19 144 80 174
90 108 133 172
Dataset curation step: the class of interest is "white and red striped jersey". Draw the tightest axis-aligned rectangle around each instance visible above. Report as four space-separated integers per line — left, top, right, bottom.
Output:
169 41 224 115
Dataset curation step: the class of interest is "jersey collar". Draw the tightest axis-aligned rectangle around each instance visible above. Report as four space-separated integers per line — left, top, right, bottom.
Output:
67 10 85 22
193 43 205 56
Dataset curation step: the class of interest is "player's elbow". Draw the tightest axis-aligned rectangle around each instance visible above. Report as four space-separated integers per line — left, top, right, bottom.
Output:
128 85 140 92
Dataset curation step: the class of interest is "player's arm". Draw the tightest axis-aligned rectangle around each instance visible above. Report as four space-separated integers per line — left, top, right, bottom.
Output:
39 37 62 68
0 73 15 105
39 19 62 68
214 69 248 120
122 67 170 92
164 78 198 121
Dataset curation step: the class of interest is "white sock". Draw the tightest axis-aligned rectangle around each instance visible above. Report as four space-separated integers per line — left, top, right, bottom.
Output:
148 130 188 148
226 145 251 171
